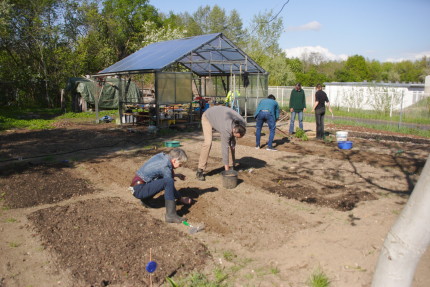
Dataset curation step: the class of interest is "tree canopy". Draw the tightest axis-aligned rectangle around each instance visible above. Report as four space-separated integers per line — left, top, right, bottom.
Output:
1 0 428 107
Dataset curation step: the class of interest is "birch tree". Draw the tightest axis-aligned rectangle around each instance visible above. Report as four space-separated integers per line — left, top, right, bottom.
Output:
372 154 430 286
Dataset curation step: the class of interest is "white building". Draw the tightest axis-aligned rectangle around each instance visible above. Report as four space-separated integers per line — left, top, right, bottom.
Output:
324 81 426 114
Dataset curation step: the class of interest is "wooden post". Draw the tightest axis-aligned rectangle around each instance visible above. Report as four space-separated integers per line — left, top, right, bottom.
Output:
60 89 65 111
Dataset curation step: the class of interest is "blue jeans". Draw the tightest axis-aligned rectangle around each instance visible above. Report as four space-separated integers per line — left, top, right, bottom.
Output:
255 111 276 148
289 111 303 134
132 178 180 201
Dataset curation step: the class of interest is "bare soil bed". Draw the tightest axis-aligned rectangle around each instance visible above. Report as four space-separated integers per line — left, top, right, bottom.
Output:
1 119 429 287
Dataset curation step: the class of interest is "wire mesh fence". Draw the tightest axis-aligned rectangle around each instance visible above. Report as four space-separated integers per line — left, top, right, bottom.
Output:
268 86 315 109
269 85 430 129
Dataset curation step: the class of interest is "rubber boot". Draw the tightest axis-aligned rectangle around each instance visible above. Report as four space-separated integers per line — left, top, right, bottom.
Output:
165 200 186 223
196 168 205 181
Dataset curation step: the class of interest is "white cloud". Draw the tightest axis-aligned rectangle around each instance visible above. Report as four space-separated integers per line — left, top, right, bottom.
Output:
285 21 321 32
284 46 348 62
385 51 430 62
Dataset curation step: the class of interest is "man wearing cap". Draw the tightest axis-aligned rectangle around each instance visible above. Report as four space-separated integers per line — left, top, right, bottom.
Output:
254 94 279 151
289 83 306 134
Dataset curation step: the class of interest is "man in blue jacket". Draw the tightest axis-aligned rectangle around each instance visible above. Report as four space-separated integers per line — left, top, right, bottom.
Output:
254 94 280 151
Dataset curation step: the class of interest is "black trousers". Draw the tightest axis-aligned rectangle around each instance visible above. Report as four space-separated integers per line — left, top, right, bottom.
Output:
315 107 326 139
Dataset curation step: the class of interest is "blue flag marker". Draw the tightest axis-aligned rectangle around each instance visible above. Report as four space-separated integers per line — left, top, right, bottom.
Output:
146 261 157 273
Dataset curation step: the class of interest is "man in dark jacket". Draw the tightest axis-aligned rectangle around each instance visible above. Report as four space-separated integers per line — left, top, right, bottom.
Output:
289 83 306 134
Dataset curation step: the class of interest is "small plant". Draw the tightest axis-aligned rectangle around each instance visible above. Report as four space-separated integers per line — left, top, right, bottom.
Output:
213 267 228 282
168 270 228 287
9 242 20 248
166 277 178 287
323 135 335 143
307 268 330 287
6 218 17 223
223 250 237 262
295 128 308 141
270 266 280 275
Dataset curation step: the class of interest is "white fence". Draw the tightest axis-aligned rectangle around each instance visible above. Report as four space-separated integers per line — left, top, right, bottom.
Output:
268 86 315 109
269 84 429 119
325 84 427 116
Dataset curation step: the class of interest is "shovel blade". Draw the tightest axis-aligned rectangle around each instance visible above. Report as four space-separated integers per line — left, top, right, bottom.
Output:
189 225 205 234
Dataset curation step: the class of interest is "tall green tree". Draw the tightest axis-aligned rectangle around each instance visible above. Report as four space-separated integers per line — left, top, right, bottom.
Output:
244 10 283 61
244 10 294 85
225 9 245 45
0 0 78 106
100 0 161 59
335 55 369 82
72 0 167 75
367 60 382 82
170 5 246 44
395 60 423 83
262 54 295 86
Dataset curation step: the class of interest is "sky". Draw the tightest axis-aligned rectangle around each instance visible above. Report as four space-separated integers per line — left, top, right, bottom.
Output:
151 0 430 63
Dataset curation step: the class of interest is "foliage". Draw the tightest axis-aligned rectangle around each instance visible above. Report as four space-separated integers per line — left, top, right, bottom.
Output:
167 270 228 287
169 4 246 45
244 10 283 60
335 55 369 82
223 250 237 262
295 128 309 141
332 118 430 138
133 20 186 50
1 1 428 110
307 268 331 287
261 54 296 85
328 106 430 125
295 68 329 87
166 277 178 287
244 10 288 85
0 108 117 131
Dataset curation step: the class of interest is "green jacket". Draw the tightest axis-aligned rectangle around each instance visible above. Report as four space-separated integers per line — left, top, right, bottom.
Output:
289 89 306 111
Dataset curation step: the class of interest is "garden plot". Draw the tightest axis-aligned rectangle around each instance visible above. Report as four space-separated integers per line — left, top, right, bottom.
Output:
1 121 429 286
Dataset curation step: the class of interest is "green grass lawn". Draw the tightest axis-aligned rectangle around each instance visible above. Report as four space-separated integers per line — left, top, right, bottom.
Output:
0 108 118 131
1 107 429 138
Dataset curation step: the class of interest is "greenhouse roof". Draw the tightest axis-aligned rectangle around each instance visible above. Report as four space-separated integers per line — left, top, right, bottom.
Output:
98 33 266 76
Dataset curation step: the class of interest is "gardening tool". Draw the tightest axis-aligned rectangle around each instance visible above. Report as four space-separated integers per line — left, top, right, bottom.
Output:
276 127 290 136
277 114 290 122
182 221 205 234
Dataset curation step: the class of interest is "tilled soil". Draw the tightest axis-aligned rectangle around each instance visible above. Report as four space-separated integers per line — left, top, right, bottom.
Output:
1 119 429 287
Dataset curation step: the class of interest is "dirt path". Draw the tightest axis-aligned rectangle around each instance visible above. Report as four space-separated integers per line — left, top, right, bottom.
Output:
1 120 429 286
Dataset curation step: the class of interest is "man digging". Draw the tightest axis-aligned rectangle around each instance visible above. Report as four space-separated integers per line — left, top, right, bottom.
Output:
196 105 247 181
129 148 192 223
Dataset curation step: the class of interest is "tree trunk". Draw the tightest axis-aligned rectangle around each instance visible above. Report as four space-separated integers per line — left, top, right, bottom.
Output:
372 154 430 286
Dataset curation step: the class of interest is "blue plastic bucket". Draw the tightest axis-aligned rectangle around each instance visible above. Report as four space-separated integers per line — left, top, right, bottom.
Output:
338 141 353 150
